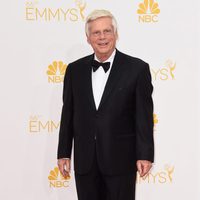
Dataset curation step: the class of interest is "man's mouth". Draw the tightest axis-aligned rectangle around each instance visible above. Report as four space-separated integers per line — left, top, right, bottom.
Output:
98 42 109 47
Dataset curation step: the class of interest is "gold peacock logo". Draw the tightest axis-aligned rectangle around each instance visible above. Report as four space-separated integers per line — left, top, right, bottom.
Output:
153 113 158 131
137 0 160 23
153 113 158 125
48 166 70 188
137 0 160 14
46 61 67 83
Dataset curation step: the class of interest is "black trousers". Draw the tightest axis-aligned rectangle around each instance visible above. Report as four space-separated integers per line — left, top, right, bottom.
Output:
75 143 136 200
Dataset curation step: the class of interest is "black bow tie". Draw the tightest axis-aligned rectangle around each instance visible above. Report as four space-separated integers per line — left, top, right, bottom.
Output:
92 60 111 73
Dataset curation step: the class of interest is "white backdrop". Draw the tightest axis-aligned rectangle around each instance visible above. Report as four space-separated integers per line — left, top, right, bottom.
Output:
0 0 199 200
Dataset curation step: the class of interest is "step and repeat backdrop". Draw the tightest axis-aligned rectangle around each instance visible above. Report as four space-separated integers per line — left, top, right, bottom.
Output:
0 0 199 200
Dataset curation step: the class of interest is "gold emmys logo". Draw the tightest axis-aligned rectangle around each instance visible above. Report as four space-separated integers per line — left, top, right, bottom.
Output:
46 61 67 83
137 164 175 184
28 115 60 133
48 166 70 188
137 0 160 23
25 0 87 22
151 60 176 81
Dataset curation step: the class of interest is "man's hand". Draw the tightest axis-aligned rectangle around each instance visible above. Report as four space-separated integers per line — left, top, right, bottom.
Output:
57 158 71 178
136 160 152 177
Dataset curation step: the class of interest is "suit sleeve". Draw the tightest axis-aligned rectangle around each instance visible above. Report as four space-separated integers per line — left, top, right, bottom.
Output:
57 64 74 159
135 63 154 162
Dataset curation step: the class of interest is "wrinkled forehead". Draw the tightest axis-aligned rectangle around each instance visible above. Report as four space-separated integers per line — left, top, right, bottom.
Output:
88 17 114 31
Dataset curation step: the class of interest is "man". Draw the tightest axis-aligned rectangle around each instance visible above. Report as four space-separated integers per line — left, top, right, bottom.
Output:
57 9 154 200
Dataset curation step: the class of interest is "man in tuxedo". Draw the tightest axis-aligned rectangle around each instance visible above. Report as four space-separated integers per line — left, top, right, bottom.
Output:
57 9 154 200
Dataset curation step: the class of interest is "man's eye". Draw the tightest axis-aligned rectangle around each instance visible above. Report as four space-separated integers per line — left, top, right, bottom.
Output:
93 31 100 35
104 29 111 33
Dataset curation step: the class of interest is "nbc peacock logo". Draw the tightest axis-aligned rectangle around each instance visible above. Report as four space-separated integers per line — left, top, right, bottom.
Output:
137 0 160 23
153 114 158 124
153 113 158 131
48 166 71 188
46 61 67 83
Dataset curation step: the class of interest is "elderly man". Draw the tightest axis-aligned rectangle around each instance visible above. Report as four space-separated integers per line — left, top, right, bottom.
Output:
57 9 154 200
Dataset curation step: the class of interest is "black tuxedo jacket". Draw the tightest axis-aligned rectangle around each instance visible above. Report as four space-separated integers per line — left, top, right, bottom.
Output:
57 49 154 175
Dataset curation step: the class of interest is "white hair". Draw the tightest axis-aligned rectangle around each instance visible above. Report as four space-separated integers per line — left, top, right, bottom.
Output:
85 9 118 36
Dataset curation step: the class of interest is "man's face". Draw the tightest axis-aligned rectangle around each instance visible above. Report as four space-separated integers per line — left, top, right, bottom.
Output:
87 17 118 61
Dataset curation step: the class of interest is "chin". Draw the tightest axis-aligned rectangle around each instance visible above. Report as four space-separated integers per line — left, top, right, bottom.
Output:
98 48 111 54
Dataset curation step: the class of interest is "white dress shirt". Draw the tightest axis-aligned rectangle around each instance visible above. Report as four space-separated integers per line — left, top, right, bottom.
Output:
92 49 116 110
63 49 116 160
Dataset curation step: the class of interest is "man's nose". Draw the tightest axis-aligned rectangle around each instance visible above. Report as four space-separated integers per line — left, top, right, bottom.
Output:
98 32 106 39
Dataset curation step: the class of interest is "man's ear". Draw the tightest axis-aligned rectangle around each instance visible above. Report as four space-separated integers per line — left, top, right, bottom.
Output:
115 31 119 41
86 35 91 44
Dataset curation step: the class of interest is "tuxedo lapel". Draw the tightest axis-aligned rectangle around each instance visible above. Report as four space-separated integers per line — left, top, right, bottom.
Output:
83 54 97 112
97 50 127 111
